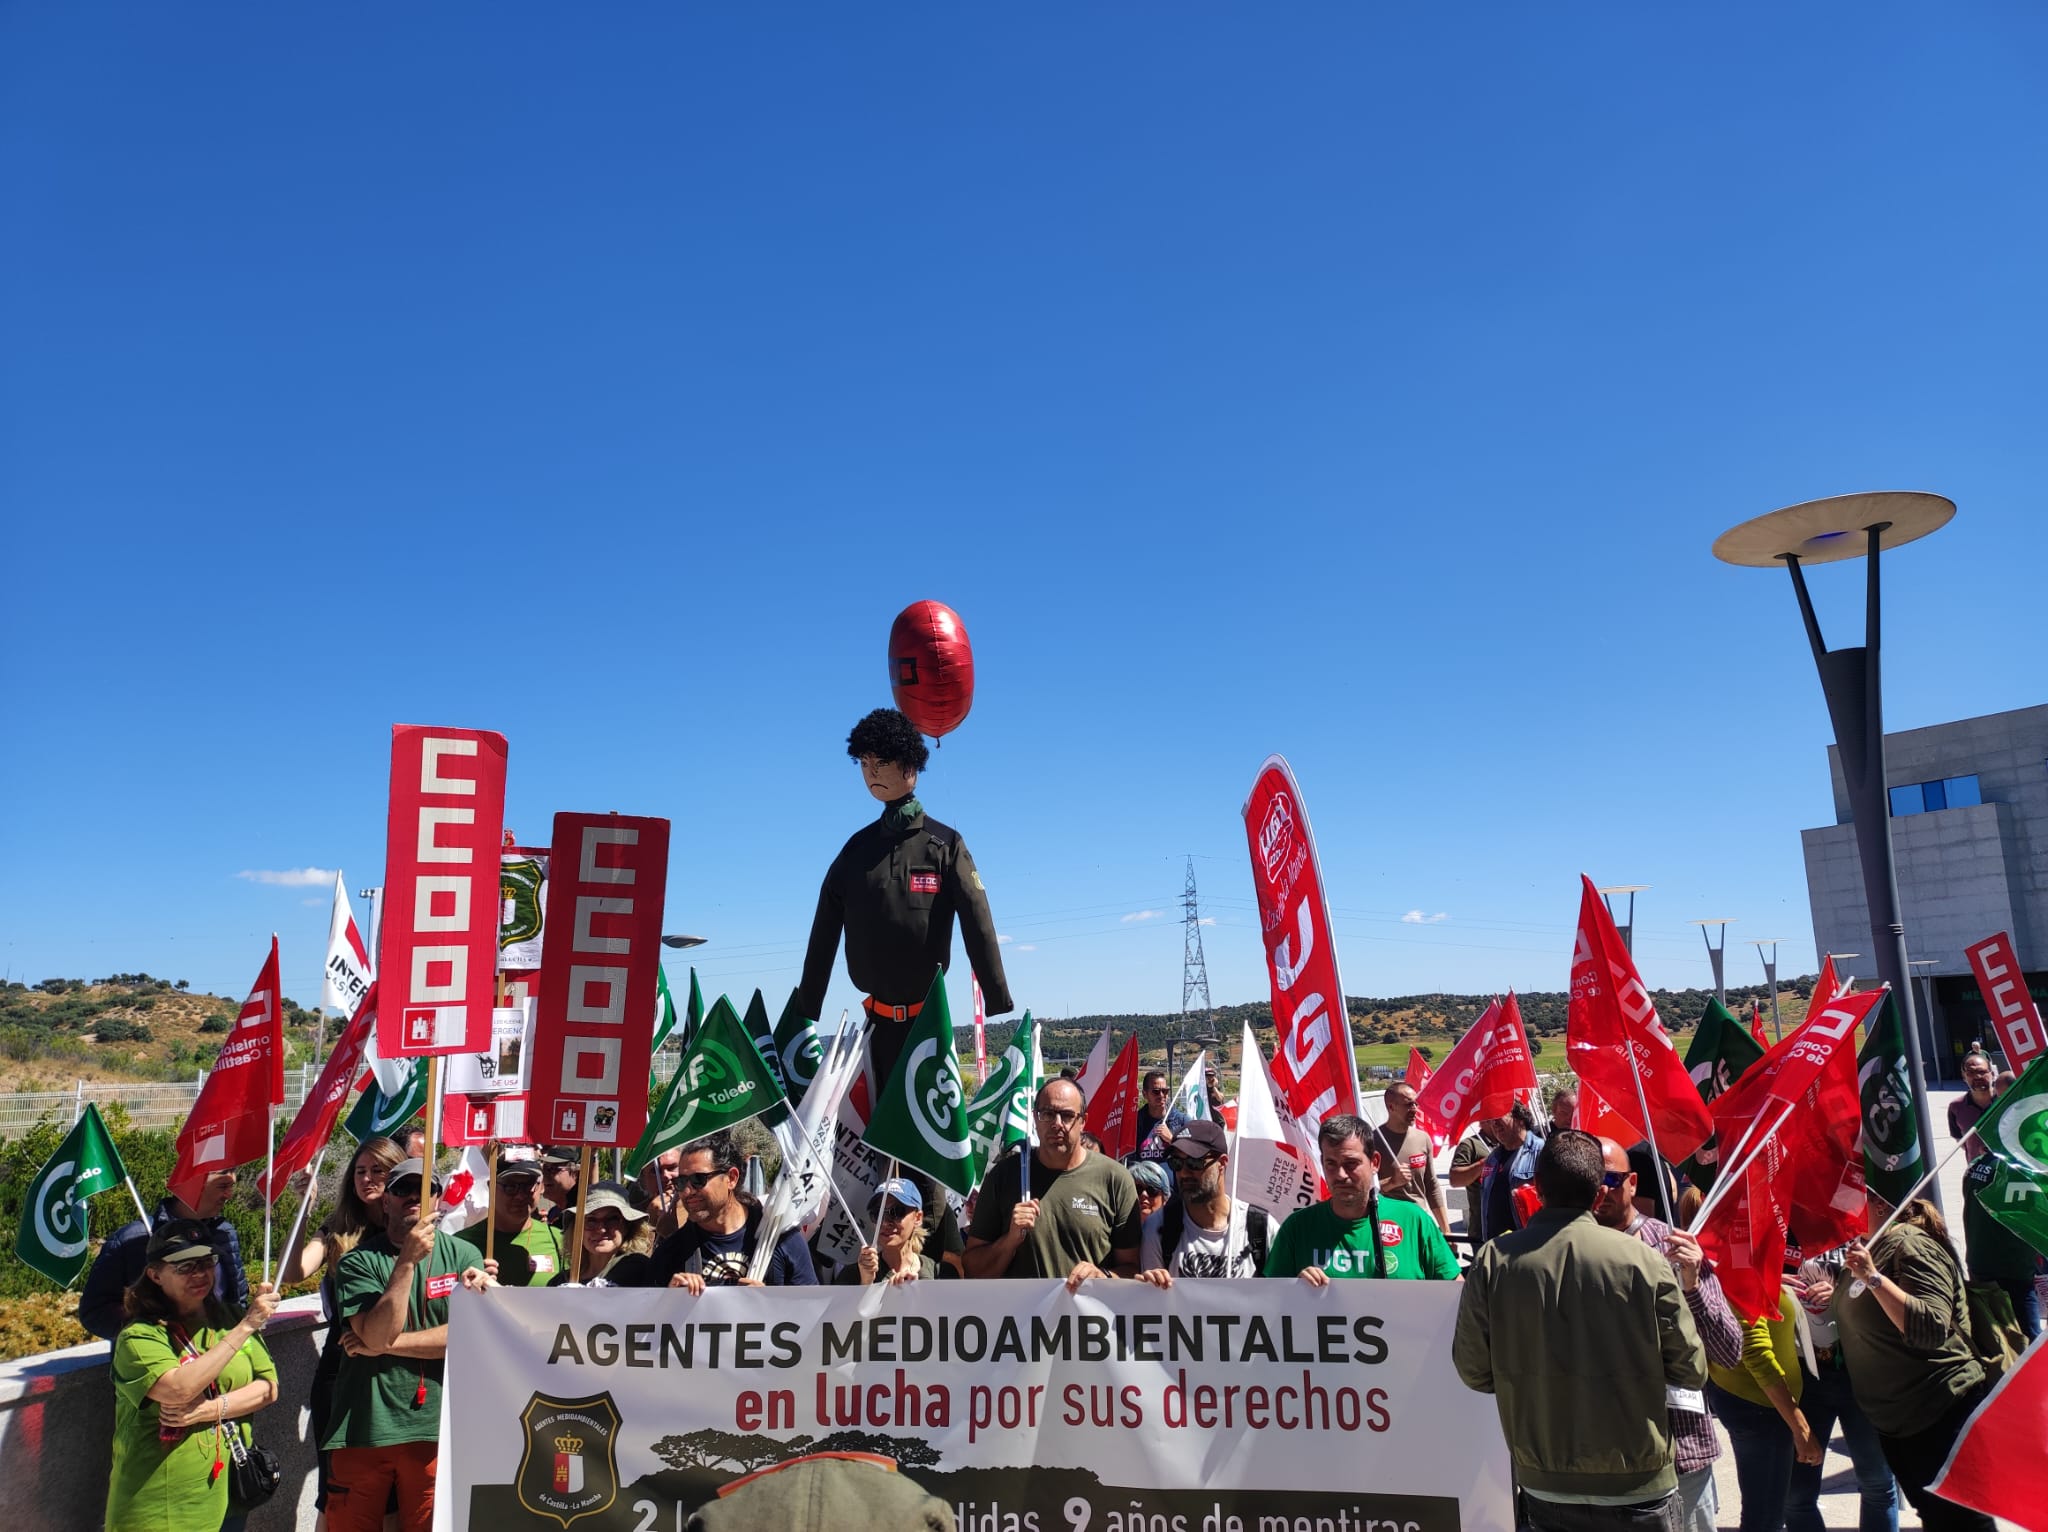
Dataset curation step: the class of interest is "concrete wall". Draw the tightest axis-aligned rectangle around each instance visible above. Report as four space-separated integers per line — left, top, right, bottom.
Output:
0 1296 325 1532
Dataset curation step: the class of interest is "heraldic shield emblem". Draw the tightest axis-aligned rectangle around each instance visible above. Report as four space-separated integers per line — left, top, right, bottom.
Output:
515 1392 621 1528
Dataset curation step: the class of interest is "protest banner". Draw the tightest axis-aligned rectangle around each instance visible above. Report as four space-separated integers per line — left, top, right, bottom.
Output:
436 1280 1513 1532
528 812 670 1147
445 1091 533 1147
1965 930 2046 1071
500 845 549 974
447 1004 537 1098
1242 756 1362 1128
379 725 509 1058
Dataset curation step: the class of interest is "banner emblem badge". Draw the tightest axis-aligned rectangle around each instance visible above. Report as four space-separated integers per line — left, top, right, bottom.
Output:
516 1392 620 1528
905 1038 971 1161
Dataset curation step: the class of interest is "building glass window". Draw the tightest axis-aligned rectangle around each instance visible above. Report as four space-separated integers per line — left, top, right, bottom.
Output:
1890 784 1924 817
1922 779 1947 811
1944 774 1981 807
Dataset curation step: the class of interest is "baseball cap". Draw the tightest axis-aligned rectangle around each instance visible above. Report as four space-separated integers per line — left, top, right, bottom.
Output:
496 1157 544 1184
1167 1119 1229 1159
386 1157 446 1195
581 1182 648 1221
867 1177 924 1214
145 1219 217 1265
539 1146 579 1169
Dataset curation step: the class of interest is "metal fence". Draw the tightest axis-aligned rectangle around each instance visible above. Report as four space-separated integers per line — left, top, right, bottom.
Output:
0 1066 317 1138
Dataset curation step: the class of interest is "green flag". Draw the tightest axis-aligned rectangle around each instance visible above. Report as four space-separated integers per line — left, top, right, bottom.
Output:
1967 1052 2048 1254
652 966 680 1053
628 996 787 1175
863 973 979 1196
16 1104 129 1286
345 1061 427 1143
653 966 704 1056
1680 998 1768 1189
1857 992 1923 1206
741 990 786 1094
963 1009 1041 1180
771 989 825 1108
1966 1155 2048 1258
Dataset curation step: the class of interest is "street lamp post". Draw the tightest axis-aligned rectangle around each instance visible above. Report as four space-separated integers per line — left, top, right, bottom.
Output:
1598 885 1649 955
1712 491 1955 1199
1909 959 1942 1081
1751 938 1784 1042
1692 919 1736 1007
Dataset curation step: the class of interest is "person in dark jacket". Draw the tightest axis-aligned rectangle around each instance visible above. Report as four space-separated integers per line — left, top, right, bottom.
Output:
797 707 1012 1089
79 1168 247 1342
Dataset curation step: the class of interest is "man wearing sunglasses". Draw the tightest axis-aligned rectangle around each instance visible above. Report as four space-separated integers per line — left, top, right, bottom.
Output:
1135 1120 1270 1281
965 1077 1141 1285
638 1129 818 1291
1130 1071 1189 1164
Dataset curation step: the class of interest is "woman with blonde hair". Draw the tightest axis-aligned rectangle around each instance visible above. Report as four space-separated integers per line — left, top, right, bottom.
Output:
839 1177 943 1285
107 1220 279 1531
1836 1200 1996 1532
548 1182 658 1287
280 1134 406 1528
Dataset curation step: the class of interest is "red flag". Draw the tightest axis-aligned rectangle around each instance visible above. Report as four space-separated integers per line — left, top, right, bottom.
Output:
1929 1335 2048 1528
1575 1077 1641 1145
172 937 287 1205
1964 931 2046 1071
1567 877 1714 1162
1750 1001 1768 1048
1808 954 1846 1022
1412 994 1539 1145
1085 1035 1140 1161
1242 757 1362 1130
971 975 989 1086
1405 1048 1449 1150
1710 988 1881 1249
259 982 377 1203
1698 1134 1791 1322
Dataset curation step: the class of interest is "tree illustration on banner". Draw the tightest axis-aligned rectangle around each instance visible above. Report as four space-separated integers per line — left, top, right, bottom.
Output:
627 996 787 1175
863 972 979 1196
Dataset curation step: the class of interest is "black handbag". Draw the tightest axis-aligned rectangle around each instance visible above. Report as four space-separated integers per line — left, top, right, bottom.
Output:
224 1423 282 1513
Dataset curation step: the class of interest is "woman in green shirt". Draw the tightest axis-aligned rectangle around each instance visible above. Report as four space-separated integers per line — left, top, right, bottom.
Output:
1703 1290 1822 1532
107 1218 279 1532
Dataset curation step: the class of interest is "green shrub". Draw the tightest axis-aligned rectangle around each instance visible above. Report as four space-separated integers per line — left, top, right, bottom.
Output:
198 1014 229 1034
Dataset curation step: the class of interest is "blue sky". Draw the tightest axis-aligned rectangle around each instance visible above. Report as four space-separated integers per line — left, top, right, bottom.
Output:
4 6 2044 1026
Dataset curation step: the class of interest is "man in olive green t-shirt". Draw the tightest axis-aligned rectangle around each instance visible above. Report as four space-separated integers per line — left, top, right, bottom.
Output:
452 1155 568 1285
965 1077 1141 1284
1266 1113 1461 1282
325 1158 484 1532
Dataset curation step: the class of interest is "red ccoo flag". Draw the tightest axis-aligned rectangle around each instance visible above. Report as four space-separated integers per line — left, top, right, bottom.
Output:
1808 954 1848 1022
1405 1048 1450 1151
1698 1134 1792 1322
1567 877 1714 1163
172 937 287 1205
1412 994 1539 1146
1085 1034 1141 1161
1928 1334 2048 1530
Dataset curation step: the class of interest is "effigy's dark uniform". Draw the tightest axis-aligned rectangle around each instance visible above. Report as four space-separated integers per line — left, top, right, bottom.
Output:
798 794 1012 1087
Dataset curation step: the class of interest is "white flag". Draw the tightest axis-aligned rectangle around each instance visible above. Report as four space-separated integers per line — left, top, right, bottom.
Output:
321 872 374 1021
434 1146 494 1235
1230 1022 1322 1229
1172 1049 1213 1122
750 1020 867 1280
1074 1027 1112 1102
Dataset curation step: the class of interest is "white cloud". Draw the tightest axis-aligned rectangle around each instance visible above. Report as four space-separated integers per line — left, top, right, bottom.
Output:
1198 917 1217 927
998 934 1014 945
1121 910 1166 923
1401 910 1448 925
238 867 336 888
1015 944 1037 953
300 897 324 907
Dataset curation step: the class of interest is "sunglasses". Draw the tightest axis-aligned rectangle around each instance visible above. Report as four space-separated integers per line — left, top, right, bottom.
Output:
166 1256 218 1275
1146 1087 1170 1097
1601 1171 1632 1189
1033 1107 1081 1125
678 1170 726 1191
875 1203 917 1225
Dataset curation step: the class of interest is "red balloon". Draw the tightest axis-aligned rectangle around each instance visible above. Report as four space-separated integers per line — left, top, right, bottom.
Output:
888 600 975 738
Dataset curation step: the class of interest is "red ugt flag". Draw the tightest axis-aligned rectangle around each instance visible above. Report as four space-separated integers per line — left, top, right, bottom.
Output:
1085 1034 1141 1161
173 937 286 1205
1567 877 1714 1163
259 982 376 1204
1412 994 1539 1145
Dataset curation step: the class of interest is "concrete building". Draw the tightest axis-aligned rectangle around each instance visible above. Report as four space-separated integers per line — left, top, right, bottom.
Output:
1802 702 2048 1080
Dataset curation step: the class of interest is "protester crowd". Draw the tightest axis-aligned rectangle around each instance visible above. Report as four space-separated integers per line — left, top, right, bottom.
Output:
73 1046 2041 1532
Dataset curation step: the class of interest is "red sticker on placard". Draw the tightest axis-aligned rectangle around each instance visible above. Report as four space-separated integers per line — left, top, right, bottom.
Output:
425 1273 458 1300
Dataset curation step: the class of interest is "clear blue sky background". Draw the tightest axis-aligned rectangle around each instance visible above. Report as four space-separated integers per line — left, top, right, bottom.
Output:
4 6 2043 1028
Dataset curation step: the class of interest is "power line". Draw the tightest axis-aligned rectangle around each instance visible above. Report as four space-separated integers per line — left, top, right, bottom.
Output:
1181 856 1212 1021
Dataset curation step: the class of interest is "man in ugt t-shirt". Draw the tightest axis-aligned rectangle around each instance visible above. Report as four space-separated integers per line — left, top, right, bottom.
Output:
323 1158 491 1532
1266 1114 1461 1283
966 1077 1142 1286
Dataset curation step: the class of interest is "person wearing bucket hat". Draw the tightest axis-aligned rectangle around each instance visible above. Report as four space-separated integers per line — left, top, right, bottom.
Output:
838 1178 943 1286
106 1221 280 1532
453 1149 566 1286
322 1158 487 1532
687 1453 955 1532
549 1182 658 1287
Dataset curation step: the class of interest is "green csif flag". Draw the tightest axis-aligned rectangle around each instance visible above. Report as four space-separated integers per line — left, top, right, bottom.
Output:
771 989 825 1109
16 1104 130 1285
1967 1053 2048 1255
964 1009 1041 1181
863 973 980 1197
1857 992 1923 1206
653 966 704 1056
345 1060 427 1143
628 995 787 1175
1680 997 1768 1189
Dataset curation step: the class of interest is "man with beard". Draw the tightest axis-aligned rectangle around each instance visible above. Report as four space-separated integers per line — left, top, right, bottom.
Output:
638 1130 818 1291
965 1077 1141 1284
1135 1120 1270 1281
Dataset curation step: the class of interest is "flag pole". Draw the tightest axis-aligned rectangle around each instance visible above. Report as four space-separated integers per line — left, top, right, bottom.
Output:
873 1157 898 1248
262 1105 277 1284
275 1144 327 1289
124 1172 154 1233
568 1148 593 1283
1687 1098 1798 1232
1863 1135 1974 1247
418 1056 441 1230
486 1142 499 1267
1620 1060 1676 1226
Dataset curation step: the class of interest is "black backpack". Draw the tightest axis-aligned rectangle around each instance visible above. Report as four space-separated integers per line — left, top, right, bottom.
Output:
1158 1199 1269 1275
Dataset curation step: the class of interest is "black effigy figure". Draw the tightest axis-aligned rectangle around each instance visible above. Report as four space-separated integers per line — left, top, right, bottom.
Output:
797 708 1012 1090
